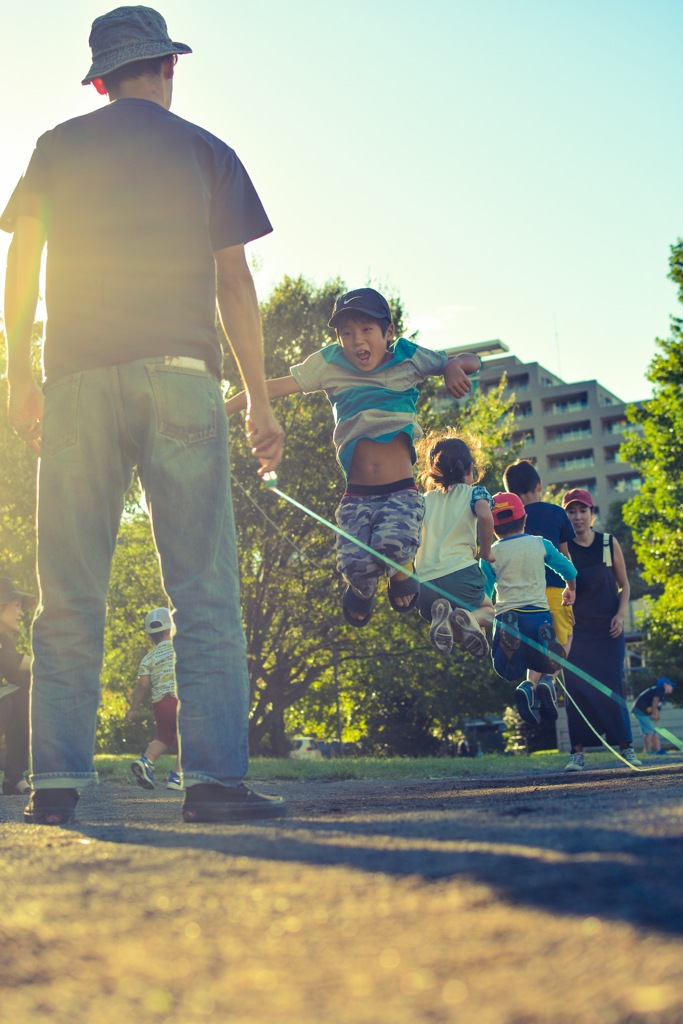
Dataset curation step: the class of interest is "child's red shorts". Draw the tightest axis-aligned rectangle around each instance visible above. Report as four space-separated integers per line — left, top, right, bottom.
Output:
153 693 178 747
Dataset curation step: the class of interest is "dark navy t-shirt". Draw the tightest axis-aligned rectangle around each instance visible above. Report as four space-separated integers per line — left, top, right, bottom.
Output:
524 502 576 588
14 98 272 382
633 685 669 714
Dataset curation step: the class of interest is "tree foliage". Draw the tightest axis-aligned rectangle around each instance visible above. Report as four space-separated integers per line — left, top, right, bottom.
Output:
621 239 683 681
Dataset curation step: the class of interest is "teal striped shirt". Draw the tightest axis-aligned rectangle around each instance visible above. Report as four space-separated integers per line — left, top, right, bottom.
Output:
290 337 448 477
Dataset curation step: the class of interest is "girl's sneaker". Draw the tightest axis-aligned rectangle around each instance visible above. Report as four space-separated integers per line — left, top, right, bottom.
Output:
429 599 454 654
167 771 184 791
131 755 155 789
450 607 489 659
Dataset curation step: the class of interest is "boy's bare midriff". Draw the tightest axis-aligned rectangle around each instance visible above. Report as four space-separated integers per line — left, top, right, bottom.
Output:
347 433 414 486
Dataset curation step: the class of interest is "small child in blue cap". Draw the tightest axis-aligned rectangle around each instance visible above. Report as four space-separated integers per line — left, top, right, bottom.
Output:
631 677 676 755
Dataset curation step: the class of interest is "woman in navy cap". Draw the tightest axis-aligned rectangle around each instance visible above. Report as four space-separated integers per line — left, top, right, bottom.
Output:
0 577 34 795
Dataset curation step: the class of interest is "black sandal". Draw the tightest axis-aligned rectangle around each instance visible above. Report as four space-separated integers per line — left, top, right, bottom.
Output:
23 788 79 826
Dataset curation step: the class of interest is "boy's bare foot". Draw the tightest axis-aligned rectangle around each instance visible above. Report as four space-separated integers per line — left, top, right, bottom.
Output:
342 586 375 627
387 571 419 613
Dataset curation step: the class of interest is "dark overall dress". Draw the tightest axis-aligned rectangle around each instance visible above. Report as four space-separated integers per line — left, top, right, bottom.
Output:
563 532 633 749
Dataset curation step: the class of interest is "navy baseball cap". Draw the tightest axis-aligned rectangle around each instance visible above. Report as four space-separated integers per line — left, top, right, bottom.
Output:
328 288 392 328
656 677 675 691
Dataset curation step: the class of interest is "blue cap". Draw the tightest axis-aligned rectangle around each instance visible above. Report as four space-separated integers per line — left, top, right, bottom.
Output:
656 676 675 691
328 288 391 328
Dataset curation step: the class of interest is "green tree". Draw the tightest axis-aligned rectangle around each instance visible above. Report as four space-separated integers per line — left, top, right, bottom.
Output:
621 239 683 681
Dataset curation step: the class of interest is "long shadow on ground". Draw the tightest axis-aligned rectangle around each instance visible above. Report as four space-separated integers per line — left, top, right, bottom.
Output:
12 764 682 936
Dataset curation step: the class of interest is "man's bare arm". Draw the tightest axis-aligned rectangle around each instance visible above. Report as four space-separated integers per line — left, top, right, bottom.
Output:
5 214 46 453
214 244 284 474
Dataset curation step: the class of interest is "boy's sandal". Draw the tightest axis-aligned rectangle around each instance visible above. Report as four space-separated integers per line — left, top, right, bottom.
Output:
23 788 79 826
342 586 375 627
387 573 419 613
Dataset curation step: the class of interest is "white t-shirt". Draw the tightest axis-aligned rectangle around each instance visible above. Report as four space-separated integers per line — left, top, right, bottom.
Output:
416 483 493 582
138 639 176 703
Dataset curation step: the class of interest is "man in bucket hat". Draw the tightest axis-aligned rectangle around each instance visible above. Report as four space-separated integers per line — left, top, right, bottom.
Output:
3 7 286 825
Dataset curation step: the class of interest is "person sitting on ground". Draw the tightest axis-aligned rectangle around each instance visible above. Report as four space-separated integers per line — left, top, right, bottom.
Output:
502 458 576 711
631 677 675 756
414 430 494 657
225 287 480 626
126 608 182 791
480 493 576 726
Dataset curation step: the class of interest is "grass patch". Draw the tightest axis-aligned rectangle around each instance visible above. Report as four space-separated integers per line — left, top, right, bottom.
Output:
94 749 633 785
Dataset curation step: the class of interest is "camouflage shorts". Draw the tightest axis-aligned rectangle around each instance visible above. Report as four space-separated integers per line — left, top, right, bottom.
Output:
335 489 425 598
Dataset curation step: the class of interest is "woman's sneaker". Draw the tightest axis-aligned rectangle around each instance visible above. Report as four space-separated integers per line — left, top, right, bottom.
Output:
621 746 643 767
131 755 155 789
450 607 489 659
167 770 184 791
499 611 520 653
429 599 454 654
515 680 540 726
563 752 585 772
536 675 558 721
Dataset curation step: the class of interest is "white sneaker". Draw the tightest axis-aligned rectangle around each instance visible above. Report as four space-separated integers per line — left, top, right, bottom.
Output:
563 752 585 772
621 746 643 767
429 599 453 654
450 607 489 659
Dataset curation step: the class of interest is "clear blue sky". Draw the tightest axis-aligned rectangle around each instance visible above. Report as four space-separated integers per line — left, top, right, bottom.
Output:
2 0 681 402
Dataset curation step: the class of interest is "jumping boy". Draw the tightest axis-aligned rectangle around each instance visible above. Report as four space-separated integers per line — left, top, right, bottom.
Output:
126 608 181 791
225 287 480 626
481 493 577 725
503 459 576 715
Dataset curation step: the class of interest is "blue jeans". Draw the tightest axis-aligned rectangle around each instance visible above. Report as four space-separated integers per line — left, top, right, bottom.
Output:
31 358 249 789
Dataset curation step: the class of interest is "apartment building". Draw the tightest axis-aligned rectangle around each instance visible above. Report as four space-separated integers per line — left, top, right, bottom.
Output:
447 340 643 520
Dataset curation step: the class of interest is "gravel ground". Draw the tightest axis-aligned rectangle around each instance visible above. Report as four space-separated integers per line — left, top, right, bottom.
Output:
1 761 682 1024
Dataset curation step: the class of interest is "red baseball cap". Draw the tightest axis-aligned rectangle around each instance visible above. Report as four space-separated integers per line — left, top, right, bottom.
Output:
491 492 526 526
562 488 594 509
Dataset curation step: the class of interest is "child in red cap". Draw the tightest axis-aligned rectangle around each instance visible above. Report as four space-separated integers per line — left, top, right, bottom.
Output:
481 493 577 726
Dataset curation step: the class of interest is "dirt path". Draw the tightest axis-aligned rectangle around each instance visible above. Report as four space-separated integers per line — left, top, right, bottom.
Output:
2 763 682 1023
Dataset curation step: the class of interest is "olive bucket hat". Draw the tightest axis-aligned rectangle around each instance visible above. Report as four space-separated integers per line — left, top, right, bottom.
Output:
82 5 192 85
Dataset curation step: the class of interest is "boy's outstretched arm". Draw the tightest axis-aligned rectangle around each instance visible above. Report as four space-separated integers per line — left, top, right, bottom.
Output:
443 353 481 398
224 374 302 416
